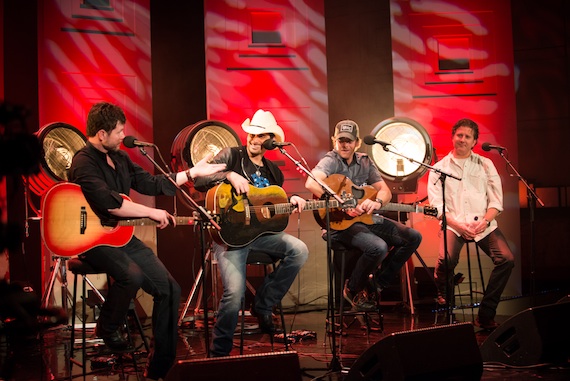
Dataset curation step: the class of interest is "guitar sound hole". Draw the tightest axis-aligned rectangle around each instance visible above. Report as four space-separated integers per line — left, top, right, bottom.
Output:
351 187 365 200
261 203 274 219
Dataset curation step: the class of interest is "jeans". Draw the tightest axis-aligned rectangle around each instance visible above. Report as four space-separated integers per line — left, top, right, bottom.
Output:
435 228 515 319
210 232 308 357
79 237 181 379
330 216 422 292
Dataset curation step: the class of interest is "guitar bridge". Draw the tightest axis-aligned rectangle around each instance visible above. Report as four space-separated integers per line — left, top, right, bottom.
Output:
243 198 251 226
80 206 87 234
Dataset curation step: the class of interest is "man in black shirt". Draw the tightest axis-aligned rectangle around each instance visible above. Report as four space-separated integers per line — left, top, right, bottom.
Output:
69 102 225 380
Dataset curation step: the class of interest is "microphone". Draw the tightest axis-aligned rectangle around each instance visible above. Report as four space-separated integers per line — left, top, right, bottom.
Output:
481 142 506 152
363 135 391 147
262 138 292 150
123 135 155 148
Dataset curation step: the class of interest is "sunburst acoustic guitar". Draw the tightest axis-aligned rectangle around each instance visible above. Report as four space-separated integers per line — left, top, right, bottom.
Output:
40 182 196 257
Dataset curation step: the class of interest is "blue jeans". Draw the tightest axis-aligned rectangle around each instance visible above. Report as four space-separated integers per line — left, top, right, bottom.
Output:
79 237 181 379
330 216 422 292
210 232 308 357
435 228 515 319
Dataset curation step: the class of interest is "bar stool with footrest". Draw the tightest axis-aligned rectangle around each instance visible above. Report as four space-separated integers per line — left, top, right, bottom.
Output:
435 240 486 324
456 240 486 320
331 241 384 341
67 257 149 378
239 250 288 355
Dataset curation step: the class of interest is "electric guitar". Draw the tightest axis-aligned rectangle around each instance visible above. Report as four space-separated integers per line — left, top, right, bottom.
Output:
205 182 356 247
40 182 196 257
313 174 438 230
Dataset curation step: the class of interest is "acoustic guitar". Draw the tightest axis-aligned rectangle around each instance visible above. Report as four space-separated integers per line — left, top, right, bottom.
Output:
205 182 356 247
314 174 438 230
40 182 196 257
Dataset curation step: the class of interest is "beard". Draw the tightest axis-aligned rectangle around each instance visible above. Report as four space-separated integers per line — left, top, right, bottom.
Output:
102 142 120 152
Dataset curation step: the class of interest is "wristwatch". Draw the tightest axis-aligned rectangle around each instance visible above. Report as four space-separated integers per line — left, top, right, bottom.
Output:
483 218 491 227
375 198 384 208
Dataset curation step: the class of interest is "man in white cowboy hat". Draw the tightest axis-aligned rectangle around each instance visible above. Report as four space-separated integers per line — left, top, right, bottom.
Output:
194 109 309 357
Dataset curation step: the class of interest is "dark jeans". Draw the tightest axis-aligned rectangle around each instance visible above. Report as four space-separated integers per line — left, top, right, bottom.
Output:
330 216 422 292
80 237 181 379
435 228 515 319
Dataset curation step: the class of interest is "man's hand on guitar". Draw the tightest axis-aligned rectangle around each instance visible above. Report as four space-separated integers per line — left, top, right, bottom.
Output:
149 209 176 229
357 198 383 215
290 195 306 214
227 172 251 195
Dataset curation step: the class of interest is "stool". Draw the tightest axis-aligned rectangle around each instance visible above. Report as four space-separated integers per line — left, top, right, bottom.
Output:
67 258 149 378
455 241 486 312
239 251 288 355
436 240 487 325
332 244 383 339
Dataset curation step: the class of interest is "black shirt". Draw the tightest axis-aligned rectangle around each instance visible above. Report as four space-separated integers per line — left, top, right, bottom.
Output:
69 142 178 223
194 146 284 191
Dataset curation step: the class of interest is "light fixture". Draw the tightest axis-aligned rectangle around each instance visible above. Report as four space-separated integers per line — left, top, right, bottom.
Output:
171 120 241 205
366 117 433 194
27 122 87 196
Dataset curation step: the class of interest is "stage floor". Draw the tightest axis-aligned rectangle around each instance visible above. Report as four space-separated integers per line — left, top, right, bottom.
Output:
3 293 570 381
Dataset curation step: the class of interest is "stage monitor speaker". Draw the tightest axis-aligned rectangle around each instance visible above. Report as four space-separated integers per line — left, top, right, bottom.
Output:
164 351 302 381
480 300 570 366
346 322 482 380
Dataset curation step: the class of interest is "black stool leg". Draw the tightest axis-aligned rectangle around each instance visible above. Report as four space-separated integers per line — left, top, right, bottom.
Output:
475 245 486 292
81 274 87 379
338 250 346 336
270 262 288 351
128 306 150 353
240 297 246 355
466 243 474 308
69 272 78 372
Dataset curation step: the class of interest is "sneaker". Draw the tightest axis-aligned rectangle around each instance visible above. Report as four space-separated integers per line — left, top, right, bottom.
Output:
343 280 376 312
475 316 499 330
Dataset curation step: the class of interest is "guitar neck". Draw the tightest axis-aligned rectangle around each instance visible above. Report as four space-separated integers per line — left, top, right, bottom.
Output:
381 202 424 214
114 216 196 227
272 199 345 215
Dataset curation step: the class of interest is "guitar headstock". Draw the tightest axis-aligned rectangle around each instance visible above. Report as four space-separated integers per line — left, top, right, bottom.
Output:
423 205 438 218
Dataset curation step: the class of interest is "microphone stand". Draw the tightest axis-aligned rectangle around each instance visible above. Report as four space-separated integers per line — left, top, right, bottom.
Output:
136 146 221 357
275 146 345 372
375 143 461 323
494 149 543 304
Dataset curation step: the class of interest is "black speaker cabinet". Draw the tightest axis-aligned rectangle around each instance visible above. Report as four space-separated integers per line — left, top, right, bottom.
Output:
480 300 570 366
164 351 302 381
346 322 482 380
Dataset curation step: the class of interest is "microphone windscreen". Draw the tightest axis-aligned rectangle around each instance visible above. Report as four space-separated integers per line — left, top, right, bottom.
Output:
123 135 137 148
262 138 275 150
363 135 376 145
481 142 491 151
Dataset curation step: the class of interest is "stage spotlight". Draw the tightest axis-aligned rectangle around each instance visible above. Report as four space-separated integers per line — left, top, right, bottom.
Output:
171 120 241 205
27 122 87 196
366 117 433 194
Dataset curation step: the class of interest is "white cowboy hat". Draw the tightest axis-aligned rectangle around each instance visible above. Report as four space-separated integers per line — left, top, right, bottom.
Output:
241 109 285 142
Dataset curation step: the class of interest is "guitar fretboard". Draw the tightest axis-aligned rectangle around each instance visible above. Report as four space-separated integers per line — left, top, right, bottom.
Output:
108 217 196 227
272 199 346 215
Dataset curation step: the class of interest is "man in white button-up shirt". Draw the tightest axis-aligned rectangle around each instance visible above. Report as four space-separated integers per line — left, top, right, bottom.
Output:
428 118 514 330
